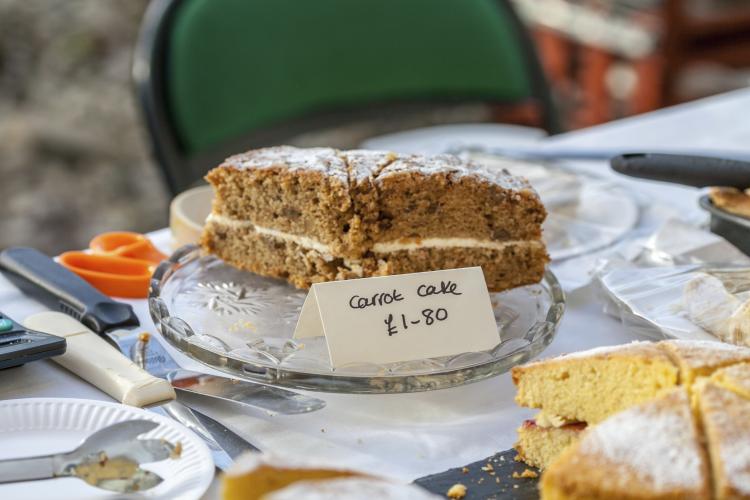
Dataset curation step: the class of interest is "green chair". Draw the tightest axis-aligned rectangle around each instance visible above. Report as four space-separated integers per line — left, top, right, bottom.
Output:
134 0 559 195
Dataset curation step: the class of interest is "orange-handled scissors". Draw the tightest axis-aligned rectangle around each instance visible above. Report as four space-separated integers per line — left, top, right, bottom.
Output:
58 232 167 299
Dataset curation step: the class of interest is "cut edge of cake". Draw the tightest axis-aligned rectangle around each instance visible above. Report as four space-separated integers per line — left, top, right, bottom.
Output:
512 341 679 427
200 146 549 292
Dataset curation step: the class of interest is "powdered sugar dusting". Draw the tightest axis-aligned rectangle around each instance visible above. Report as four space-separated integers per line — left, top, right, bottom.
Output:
223 146 348 183
521 341 660 369
378 153 537 193
701 384 750 495
221 146 539 196
663 339 750 369
667 339 750 353
580 389 704 492
342 149 398 184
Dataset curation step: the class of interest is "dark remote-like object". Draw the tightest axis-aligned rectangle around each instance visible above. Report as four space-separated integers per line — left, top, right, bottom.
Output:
0 312 66 369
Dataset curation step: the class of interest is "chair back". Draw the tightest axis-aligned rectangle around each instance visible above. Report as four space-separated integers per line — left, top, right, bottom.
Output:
134 0 557 194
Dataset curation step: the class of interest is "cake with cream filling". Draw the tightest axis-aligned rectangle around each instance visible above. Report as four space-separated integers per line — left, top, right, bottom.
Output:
512 340 750 470
200 146 548 292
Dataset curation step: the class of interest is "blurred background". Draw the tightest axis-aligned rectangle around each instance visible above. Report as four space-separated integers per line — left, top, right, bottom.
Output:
1 0 749 254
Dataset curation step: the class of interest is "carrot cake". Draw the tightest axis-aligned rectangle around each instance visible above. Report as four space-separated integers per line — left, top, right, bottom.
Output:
200 146 548 292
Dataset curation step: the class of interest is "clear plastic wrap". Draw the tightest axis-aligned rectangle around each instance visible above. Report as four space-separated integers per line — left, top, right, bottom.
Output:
597 220 750 343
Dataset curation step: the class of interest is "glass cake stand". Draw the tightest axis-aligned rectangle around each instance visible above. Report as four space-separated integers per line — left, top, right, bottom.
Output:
149 245 566 393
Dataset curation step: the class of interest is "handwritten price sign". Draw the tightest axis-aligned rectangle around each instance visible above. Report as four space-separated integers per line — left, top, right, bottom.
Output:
294 267 500 368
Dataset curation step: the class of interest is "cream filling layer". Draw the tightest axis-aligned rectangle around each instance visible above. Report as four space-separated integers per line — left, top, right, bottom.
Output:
534 410 578 429
206 213 540 254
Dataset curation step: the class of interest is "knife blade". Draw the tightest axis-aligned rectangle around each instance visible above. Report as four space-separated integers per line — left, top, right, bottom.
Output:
22 310 250 470
0 247 325 415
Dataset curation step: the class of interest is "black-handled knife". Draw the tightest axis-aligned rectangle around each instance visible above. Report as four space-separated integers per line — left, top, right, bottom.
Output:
611 153 750 189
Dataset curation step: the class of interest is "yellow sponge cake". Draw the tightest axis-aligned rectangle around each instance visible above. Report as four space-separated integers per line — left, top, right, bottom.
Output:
708 361 750 400
515 420 586 470
512 342 679 427
541 388 711 500
698 382 750 499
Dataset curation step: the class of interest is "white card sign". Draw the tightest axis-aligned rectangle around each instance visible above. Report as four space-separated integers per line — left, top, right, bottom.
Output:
293 267 500 368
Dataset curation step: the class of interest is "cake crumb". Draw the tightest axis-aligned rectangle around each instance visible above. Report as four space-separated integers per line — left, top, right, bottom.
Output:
513 484 519 489
496 477 500 484
481 463 494 472
513 454 522 462
512 469 538 479
446 483 467 499
461 467 469 474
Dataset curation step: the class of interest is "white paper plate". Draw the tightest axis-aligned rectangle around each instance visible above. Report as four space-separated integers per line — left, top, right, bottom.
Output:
0 398 214 500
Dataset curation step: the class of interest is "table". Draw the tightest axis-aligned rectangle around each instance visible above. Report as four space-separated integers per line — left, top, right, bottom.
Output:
2 87 749 497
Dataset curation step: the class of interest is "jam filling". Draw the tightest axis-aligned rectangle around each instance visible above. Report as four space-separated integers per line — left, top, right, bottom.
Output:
522 419 587 432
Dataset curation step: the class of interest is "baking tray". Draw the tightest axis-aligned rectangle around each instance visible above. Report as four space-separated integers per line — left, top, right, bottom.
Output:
699 195 750 257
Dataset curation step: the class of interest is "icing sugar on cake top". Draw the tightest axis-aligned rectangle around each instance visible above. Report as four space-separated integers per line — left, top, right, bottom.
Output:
699 382 750 497
578 388 704 492
377 153 535 192
223 146 537 193
223 146 349 183
341 149 398 184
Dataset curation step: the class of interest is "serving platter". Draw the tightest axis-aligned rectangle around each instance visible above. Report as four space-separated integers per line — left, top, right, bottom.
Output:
149 246 565 394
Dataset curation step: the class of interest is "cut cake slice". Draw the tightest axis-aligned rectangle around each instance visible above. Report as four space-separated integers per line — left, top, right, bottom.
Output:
709 361 750 400
515 419 586 470
658 339 750 386
540 388 711 500
697 381 750 500
512 342 679 426
201 146 549 291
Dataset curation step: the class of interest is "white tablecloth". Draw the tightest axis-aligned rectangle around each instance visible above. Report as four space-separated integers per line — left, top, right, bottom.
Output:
1 88 749 492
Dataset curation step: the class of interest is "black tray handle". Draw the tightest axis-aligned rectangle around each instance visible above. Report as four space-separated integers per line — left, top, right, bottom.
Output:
611 153 750 189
